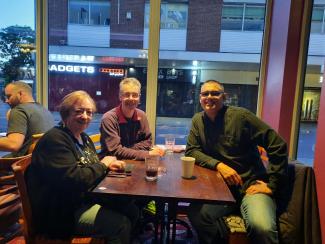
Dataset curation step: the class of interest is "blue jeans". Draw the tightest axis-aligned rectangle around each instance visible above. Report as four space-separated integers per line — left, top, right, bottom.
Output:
188 193 279 244
241 193 279 244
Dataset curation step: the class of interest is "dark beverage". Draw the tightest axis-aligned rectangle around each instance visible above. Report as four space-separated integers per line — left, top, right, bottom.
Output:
115 168 125 173
146 169 158 177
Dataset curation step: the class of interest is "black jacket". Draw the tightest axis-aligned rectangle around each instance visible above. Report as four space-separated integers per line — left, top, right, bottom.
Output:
26 126 107 238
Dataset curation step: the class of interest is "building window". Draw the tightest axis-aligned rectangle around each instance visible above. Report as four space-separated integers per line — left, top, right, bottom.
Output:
145 2 188 29
222 3 265 31
311 6 325 33
69 0 110 26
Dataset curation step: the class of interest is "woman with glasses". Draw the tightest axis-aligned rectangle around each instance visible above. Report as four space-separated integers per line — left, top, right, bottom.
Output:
26 90 139 243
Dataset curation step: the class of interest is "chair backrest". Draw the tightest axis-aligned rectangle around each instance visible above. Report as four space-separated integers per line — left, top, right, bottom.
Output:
27 133 44 154
11 154 33 242
0 155 32 185
89 134 101 151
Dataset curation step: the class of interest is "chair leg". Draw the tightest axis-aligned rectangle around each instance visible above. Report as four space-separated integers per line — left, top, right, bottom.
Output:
175 218 193 238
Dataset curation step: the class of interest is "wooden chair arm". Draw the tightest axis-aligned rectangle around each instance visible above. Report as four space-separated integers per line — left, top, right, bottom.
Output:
0 193 20 209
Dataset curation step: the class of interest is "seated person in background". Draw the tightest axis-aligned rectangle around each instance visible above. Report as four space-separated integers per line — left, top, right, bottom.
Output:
185 80 288 244
26 91 139 242
100 77 164 160
0 81 54 157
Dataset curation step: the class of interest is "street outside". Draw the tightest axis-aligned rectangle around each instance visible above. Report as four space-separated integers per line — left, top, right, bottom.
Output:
0 102 315 166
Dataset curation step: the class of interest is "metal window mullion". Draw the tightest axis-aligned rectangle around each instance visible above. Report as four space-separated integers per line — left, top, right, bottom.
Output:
36 0 49 108
242 3 246 31
146 0 161 143
321 8 325 33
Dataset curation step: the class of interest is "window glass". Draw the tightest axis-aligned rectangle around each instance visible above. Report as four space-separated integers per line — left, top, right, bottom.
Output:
310 6 325 33
221 5 243 30
244 6 265 31
161 3 188 29
296 2 325 166
0 0 36 155
155 1 266 145
69 0 89 25
90 1 110 25
48 0 149 134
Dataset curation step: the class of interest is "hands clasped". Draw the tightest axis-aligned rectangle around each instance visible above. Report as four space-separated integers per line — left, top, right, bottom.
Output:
149 146 165 157
101 156 126 171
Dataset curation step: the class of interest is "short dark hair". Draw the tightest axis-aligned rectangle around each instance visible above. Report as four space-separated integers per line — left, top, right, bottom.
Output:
6 81 32 95
202 80 224 91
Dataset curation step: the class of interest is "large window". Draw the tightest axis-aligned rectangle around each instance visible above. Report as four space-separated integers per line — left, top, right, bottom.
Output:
222 3 265 31
0 0 36 156
155 0 267 145
48 0 267 144
69 0 111 26
49 0 149 134
296 2 325 165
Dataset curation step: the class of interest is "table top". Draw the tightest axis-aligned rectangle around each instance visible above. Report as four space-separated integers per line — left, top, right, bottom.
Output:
91 153 235 205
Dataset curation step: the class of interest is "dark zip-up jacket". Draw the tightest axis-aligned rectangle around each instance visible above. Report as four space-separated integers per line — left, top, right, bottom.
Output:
26 126 107 238
185 106 288 198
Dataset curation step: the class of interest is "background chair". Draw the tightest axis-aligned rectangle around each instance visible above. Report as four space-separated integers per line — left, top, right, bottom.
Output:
12 155 105 244
89 134 101 152
0 171 22 243
27 133 44 154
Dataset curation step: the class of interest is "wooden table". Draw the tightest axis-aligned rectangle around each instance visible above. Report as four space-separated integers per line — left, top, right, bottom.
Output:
90 153 235 242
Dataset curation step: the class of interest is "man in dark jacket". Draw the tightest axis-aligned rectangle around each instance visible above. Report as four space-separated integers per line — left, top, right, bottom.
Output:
185 80 288 244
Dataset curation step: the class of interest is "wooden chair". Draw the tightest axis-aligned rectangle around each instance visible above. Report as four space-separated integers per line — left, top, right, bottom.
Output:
12 155 104 244
0 170 22 243
27 133 44 154
89 134 101 151
0 155 32 186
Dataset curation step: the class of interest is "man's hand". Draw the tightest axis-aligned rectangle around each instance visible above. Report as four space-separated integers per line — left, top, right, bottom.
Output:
245 180 272 195
216 162 243 186
149 146 165 157
101 156 125 171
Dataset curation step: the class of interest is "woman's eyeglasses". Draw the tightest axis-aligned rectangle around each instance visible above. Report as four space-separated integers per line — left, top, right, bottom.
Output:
73 108 93 117
200 91 224 97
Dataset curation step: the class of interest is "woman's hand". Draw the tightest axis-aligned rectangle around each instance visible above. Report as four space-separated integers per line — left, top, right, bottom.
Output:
101 156 125 171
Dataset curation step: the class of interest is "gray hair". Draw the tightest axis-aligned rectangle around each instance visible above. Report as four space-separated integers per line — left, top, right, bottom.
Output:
119 77 141 95
59 90 96 121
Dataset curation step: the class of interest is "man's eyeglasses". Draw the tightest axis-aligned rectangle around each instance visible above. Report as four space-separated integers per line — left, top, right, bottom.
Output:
73 108 93 117
121 92 140 98
200 91 224 97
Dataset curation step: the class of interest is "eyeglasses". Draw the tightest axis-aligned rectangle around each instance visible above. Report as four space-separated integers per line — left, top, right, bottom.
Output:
200 91 224 97
121 92 140 98
73 108 93 117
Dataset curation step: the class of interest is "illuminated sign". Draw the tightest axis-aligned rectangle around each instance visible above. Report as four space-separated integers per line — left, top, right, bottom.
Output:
49 54 95 62
99 68 124 77
49 64 95 74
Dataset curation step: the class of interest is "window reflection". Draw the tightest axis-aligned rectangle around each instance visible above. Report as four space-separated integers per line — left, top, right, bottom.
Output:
69 0 110 26
155 1 266 145
296 2 325 165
